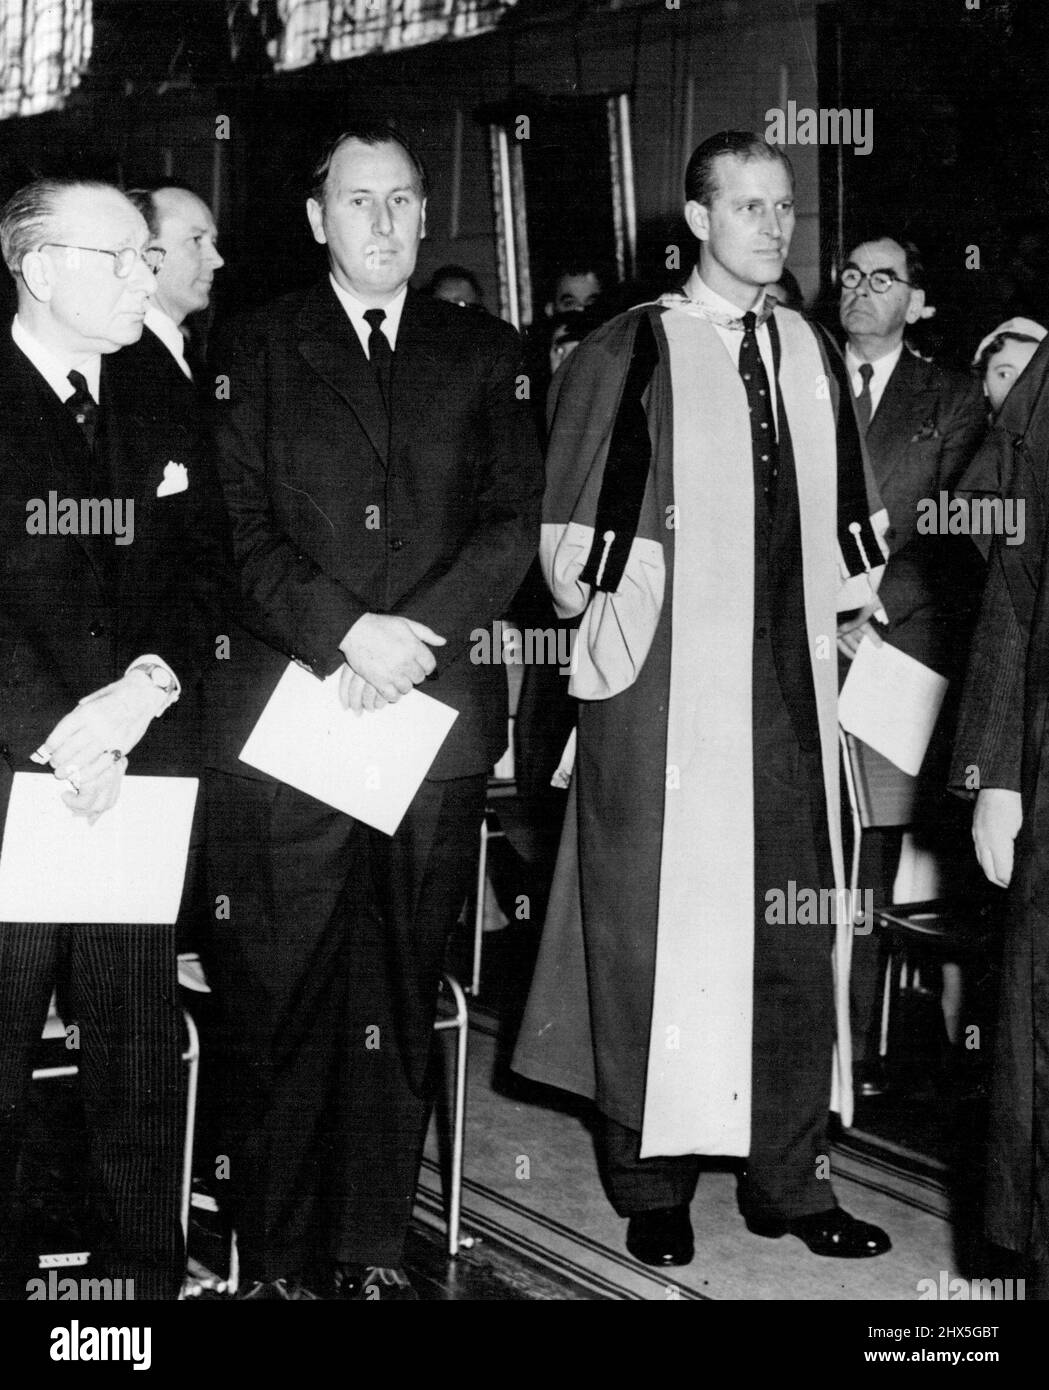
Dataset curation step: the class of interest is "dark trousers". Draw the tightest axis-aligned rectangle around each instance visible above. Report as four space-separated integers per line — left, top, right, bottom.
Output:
0 922 185 1299
598 650 838 1222
204 769 485 1277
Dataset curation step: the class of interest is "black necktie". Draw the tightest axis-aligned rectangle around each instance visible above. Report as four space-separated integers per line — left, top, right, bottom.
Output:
739 311 778 508
66 369 98 450
180 325 205 384
363 307 392 412
855 361 874 434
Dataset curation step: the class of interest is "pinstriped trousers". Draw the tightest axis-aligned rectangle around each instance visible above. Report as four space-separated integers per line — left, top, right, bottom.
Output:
0 922 185 1299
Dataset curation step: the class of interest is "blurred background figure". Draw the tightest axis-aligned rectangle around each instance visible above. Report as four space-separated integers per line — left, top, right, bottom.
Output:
546 306 604 378
426 262 484 309
544 259 607 316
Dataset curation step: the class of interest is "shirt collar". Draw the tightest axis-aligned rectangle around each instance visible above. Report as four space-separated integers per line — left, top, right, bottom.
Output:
11 314 101 402
145 304 192 378
328 275 408 348
845 341 903 387
683 267 768 322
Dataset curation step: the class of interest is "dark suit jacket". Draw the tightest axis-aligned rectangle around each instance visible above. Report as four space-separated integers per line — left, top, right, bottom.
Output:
134 322 205 419
205 281 543 780
0 326 229 794
863 346 985 675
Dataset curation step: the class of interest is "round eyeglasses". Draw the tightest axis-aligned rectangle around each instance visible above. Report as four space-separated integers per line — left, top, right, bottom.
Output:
39 243 166 278
840 265 911 295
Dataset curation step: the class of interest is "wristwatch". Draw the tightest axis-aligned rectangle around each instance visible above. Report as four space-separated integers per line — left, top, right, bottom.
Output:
129 661 179 708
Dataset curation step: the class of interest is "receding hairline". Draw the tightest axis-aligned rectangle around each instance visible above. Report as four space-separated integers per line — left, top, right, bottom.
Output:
313 136 426 201
151 186 216 234
152 186 212 218
42 184 147 251
846 236 908 262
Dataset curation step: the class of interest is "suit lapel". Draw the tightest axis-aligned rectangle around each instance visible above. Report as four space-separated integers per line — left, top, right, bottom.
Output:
296 281 390 466
387 290 452 460
866 350 936 495
0 337 109 585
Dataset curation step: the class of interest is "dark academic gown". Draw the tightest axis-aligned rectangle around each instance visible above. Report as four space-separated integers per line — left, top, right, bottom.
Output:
513 300 882 1164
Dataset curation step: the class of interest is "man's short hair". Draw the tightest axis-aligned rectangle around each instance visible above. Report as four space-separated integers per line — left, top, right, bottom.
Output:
0 176 113 278
309 120 428 204
684 130 794 207
848 232 925 291
125 182 207 240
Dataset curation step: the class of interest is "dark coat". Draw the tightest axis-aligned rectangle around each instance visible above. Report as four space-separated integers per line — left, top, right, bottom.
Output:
863 347 985 677
951 334 1049 1260
204 281 543 780
0 326 228 792
133 322 208 419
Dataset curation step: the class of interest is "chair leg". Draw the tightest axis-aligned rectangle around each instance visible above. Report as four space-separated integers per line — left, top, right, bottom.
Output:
227 1231 239 1296
471 817 489 996
436 978 469 1262
878 947 894 1060
180 1010 200 1244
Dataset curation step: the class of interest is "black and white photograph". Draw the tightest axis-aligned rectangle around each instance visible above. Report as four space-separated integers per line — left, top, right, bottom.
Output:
0 0 1044 1368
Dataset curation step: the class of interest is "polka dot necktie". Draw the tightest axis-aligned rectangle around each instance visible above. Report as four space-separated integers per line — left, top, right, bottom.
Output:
739 311 778 509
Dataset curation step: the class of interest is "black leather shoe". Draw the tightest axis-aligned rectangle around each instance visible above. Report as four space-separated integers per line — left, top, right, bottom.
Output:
746 1207 891 1258
625 1206 694 1266
331 1264 419 1300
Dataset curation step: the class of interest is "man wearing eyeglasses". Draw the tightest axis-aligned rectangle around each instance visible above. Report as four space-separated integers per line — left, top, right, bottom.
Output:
836 235 984 1094
0 177 228 1298
837 236 984 666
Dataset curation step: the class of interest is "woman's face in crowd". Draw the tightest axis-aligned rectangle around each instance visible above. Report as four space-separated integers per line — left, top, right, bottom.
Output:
984 337 1040 412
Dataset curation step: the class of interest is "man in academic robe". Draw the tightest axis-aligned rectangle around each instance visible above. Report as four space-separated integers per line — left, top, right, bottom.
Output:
204 122 541 1299
836 237 985 1093
950 332 1049 1297
0 178 227 1298
512 130 891 1267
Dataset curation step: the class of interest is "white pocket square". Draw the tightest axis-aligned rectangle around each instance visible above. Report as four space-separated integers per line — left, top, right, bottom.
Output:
156 461 189 497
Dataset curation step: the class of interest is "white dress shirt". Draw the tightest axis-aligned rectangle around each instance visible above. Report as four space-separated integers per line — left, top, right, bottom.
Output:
145 304 192 380
12 315 101 402
845 342 903 420
328 275 407 356
681 268 779 433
